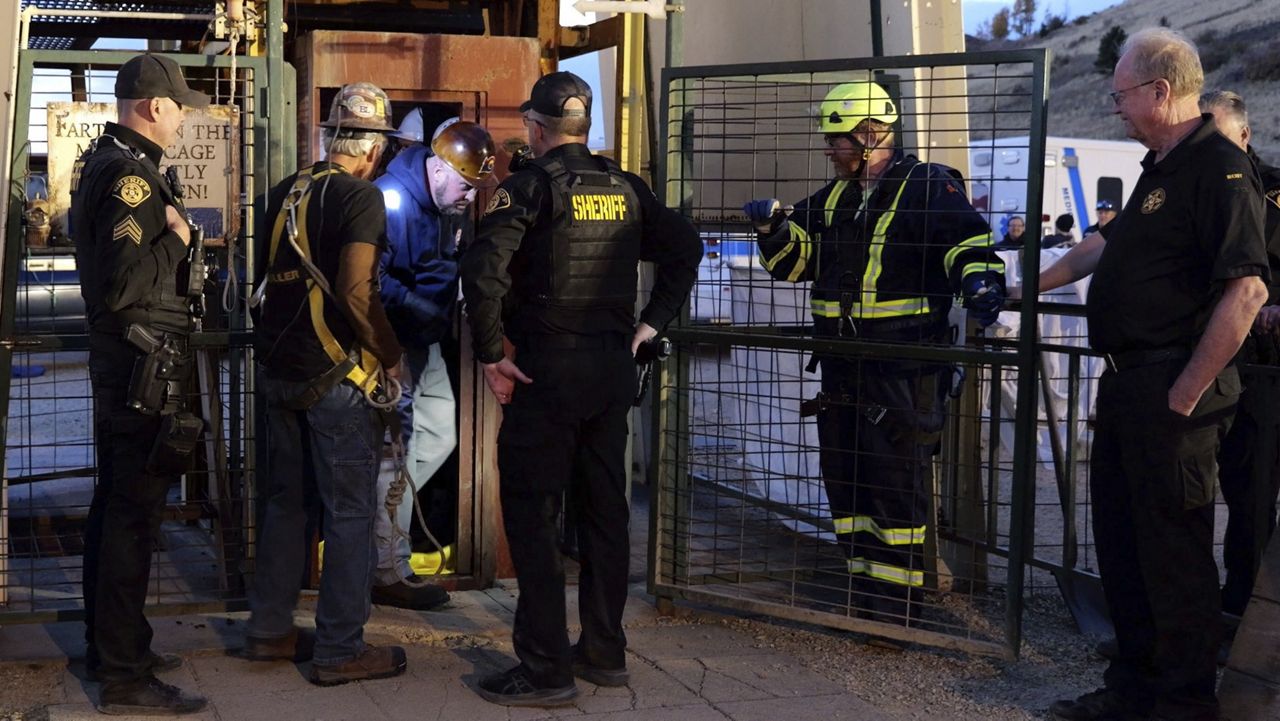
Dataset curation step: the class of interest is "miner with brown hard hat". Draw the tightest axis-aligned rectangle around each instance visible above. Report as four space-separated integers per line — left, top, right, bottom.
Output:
370 118 496 610
244 81 410 686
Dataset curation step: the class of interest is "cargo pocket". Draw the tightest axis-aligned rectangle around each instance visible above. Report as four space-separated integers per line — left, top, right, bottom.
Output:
1176 427 1220 511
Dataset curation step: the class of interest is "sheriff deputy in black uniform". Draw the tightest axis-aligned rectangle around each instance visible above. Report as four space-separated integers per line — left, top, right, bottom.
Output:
460 71 701 708
1200 89 1280 621
1039 29 1268 721
71 53 209 715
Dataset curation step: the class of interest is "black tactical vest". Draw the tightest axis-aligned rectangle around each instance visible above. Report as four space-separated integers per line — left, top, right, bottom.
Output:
522 154 642 310
70 136 190 335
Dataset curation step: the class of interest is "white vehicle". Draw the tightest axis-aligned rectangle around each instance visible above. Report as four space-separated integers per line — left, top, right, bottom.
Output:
968 136 1147 243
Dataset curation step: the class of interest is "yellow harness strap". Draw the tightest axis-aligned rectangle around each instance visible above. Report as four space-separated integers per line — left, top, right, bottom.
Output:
267 165 381 397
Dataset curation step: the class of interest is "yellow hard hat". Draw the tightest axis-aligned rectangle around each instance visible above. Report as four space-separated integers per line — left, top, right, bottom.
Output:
431 121 497 187
320 82 395 133
818 81 898 134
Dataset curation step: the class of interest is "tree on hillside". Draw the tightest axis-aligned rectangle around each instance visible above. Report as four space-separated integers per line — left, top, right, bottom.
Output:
1095 26 1127 74
991 8 1011 40
1012 0 1037 37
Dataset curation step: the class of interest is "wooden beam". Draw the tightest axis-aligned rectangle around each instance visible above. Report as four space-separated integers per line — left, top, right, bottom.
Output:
537 0 558 74
559 14 622 60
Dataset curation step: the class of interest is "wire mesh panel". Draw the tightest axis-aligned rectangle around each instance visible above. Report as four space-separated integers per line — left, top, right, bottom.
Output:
0 50 271 621
651 51 1051 656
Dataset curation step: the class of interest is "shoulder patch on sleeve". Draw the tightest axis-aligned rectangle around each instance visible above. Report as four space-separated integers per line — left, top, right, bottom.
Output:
112 215 143 245
1267 187 1280 210
112 176 151 208
485 188 512 216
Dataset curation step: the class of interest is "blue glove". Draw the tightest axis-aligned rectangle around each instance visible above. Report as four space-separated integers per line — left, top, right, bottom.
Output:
963 273 1006 328
743 198 782 232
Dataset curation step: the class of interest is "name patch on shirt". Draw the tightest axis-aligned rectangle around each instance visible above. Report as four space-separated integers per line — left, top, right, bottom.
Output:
1140 188 1165 214
572 194 628 221
112 176 151 208
1226 172 1243 180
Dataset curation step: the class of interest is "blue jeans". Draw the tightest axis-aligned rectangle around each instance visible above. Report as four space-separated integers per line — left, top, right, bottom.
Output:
249 376 382 666
375 343 456 584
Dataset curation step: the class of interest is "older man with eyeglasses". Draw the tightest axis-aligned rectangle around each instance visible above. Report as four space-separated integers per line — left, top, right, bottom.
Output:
1039 28 1269 721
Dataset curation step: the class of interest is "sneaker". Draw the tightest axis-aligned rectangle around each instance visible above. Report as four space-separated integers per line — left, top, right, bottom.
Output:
87 651 183 682
1050 687 1148 720
572 658 629 687
97 675 207 716
476 665 578 707
241 627 315 662
371 575 450 611
570 644 629 687
308 645 406 687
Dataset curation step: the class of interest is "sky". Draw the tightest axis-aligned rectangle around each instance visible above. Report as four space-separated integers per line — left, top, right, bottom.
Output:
962 0 1120 35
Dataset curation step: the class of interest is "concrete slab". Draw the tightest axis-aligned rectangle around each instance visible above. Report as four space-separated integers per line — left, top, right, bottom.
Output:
624 624 776 662
696 652 847 698
654 658 773 704
210 685 388 721
716 694 891 721
46 701 221 721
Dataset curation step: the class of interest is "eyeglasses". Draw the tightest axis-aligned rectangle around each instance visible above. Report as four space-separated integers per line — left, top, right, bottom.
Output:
1109 79 1158 105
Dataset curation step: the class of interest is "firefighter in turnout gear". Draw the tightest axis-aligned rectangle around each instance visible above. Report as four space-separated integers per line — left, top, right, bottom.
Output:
460 71 701 707
246 82 410 686
744 80 1005 624
71 53 209 715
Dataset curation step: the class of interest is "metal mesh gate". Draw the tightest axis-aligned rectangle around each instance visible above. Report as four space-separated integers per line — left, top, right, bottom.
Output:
0 50 282 622
649 51 1052 657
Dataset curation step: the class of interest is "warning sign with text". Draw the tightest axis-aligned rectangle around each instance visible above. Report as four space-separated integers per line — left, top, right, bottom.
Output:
46 102 241 245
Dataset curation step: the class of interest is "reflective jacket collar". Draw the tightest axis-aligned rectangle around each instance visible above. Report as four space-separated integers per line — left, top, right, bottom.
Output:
103 121 164 167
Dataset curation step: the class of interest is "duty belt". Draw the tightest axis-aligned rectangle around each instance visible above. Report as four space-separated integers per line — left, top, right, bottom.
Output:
1103 347 1191 373
519 333 628 352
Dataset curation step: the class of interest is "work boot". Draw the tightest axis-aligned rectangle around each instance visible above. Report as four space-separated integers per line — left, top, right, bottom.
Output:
1050 687 1148 720
241 627 315 662
571 647 628 687
476 665 579 707
86 651 183 682
308 644 406 687
97 675 207 716
371 575 450 611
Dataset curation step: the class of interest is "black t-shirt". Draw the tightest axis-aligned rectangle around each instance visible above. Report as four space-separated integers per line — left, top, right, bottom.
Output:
255 162 387 378
1087 115 1268 354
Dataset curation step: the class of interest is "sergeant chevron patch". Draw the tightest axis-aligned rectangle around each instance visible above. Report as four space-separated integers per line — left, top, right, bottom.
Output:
113 215 143 245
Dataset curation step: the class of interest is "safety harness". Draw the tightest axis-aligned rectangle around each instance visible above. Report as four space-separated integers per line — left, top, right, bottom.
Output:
254 165 385 410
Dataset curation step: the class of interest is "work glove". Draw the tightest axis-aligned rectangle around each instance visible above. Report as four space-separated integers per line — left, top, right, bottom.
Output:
962 272 1006 329
743 198 783 233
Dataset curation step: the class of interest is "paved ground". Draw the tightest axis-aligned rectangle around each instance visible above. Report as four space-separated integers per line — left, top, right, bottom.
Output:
0 580 903 721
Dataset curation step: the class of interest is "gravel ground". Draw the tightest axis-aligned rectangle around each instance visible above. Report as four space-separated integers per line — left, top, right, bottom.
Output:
0 662 59 721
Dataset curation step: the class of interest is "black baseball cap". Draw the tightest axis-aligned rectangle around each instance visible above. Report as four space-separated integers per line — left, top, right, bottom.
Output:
520 71 592 118
1096 199 1115 211
115 54 210 109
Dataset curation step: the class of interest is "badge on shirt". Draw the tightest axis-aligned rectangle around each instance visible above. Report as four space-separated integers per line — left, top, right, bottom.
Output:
113 215 143 245
112 176 151 208
485 188 512 216
1140 188 1165 214
1267 188 1280 210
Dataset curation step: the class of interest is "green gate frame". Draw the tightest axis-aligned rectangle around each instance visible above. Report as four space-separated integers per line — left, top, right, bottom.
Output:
649 49 1051 658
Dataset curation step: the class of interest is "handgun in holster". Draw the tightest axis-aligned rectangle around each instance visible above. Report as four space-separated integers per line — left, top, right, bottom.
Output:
633 337 672 407
125 324 189 416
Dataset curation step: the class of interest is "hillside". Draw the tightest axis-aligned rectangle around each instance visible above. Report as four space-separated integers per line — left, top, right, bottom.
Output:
967 0 1280 160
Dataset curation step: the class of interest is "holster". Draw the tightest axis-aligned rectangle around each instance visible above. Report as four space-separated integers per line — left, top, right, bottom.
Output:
125 325 190 416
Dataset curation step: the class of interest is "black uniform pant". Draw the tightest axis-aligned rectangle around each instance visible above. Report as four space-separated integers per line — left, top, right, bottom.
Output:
496 336 637 687
816 357 945 623
1218 364 1280 616
82 337 174 683
1091 360 1239 712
